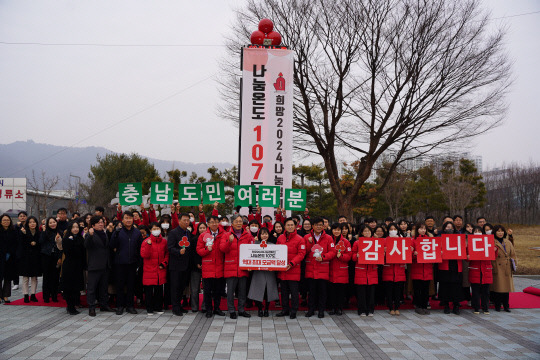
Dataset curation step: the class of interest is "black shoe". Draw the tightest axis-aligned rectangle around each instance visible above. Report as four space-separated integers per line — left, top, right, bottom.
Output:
30 294 38 302
336 309 343 316
24 295 30 303
173 310 183 316
68 308 80 315
126 307 138 314
205 312 213 318
263 310 269 317
318 312 325 318
328 310 336 315
275 311 289 317
258 310 264 317
452 305 460 315
89 308 96 317
213 310 225 316
116 307 124 315
100 306 115 312
238 311 251 318
495 307 501 312
504 308 511 313
43 298 50 303
290 313 296 319
51 296 58 303
305 311 314 318
230 312 237 319
444 307 451 314
192 310 198 313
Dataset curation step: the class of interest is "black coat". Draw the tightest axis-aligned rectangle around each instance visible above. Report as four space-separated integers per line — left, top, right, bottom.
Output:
167 226 192 272
39 230 61 256
0 228 18 281
17 229 42 277
61 234 85 291
109 227 143 265
85 231 111 271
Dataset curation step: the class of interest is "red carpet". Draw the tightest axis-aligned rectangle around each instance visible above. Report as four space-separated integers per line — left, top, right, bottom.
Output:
7 291 540 310
523 286 540 296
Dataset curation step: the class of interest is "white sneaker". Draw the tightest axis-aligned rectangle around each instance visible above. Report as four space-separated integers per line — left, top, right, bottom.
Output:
360 313 366 317
147 312 154 316
156 311 164 314
368 313 374 317
12 285 19 290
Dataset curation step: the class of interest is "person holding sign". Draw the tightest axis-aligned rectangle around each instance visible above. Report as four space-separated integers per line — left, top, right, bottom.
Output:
352 226 379 317
38 217 63 303
438 222 463 315
196 215 226 318
303 217 336 318
411 223 434 315
276 218 306 319
491 225 517 312
468 226 493 315
328 223 352 316
220 214 254 319
383 224 409 316
168 213 192 316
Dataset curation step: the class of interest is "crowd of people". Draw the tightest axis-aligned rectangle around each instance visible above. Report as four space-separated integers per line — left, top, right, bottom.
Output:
0 204 517 319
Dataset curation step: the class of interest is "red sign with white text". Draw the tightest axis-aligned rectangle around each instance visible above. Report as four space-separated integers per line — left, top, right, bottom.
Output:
357 238 385 264
385 237 413 264
441 234 467 260
416 237 442 263
468 235 496 261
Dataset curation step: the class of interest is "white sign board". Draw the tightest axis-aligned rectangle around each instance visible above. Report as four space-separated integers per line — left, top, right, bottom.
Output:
0 178 27 212
239 243 288 271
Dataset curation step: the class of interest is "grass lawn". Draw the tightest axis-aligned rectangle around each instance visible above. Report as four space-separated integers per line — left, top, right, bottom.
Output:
507 224 540 275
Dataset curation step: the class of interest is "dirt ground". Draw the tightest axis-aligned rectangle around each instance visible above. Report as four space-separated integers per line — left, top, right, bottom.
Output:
507 224 540 275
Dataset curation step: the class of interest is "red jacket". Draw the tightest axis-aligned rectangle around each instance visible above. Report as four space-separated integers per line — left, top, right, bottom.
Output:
439 259 463 272
140 235 169 286
329 236 352 283
117 208 153 226
172 209 218 234
220 229 253 278
277 230 306 281
468 260 493 284
411 237 434 281
382 263 406 282
196 229 225 278
303 231 336 280
352 241 378 285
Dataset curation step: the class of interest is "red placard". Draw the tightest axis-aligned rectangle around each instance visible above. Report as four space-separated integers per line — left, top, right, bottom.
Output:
385 237 412 264
357 237 385 264
416 237 442 263
441 234 467 260
468 235 496 261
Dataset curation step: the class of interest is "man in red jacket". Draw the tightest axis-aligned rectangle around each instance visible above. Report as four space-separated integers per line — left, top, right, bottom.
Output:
303 217 336 318
275 218 306 319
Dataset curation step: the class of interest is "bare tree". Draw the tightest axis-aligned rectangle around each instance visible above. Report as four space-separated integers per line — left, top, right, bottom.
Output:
27 170 60 218
219 0 511 219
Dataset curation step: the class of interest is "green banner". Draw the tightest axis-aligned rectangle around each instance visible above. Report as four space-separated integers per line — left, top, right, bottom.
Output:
234 185 256 207
285 188 307 211
258 185 280 208
119 183 143 206
202 181 226 204
178 184 201 206
150 182 174 204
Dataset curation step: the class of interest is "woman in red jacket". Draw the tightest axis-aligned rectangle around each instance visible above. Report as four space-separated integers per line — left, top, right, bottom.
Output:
352 225 379 316
275 218 306 319
140 223 169 315
328 223 352 316
469 226 493 314
411 223 433 315
382 223 407 316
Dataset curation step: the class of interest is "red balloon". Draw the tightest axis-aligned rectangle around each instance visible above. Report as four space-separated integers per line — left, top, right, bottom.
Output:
266 31 282 46
258 18 274 34
250 30 265 45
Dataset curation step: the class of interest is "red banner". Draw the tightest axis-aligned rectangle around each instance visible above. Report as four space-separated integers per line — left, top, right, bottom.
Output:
357 238 385 264
441 234 467 260
416 237 442 263
468 235 496 261
385 237 412 264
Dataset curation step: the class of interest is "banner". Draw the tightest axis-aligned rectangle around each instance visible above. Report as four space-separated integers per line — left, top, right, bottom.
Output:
357 238 385 264
239 243 288 271
284 188 306 211
239 47 294 210
201 181 225 204
441 234 467 260
150 182 174 205
416 237 442 263
0 178 26 212
468 235 496 261
234 185 256 207
385 237 413 264
178 184 201 206
258 185 280 208
119 183 143 206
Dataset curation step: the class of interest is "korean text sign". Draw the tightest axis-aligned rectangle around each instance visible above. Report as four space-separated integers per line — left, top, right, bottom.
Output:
239 243 288 271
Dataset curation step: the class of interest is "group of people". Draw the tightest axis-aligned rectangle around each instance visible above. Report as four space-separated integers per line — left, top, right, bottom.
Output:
0 204 517 319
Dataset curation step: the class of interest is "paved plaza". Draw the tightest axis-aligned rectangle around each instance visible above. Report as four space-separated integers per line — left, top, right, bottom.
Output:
1 277 539 360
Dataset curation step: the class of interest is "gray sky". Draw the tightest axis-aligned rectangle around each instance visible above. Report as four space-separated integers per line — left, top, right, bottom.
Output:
1 0 539 171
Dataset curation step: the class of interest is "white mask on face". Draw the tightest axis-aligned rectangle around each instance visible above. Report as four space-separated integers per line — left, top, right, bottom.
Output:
190 217 195 223
389 230 398 237
151 229 161 237
221 221 229 227
161 223 170 230
250 227 259 233
474 232 482 235
485 230 492 235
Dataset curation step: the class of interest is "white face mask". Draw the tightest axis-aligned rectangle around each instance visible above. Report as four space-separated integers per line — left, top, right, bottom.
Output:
221 221 229 227
250 227 259 233
190 217 195 223
161 223 170 230
474 232 482 235
151 229 161 237
485 230 492 235
389 230 398 237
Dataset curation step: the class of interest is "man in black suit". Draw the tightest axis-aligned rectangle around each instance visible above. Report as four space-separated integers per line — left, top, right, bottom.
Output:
168 213 192 316
84 216 114 316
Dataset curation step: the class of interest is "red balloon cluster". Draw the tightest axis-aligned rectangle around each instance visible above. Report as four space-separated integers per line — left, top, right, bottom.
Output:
250 18 282 46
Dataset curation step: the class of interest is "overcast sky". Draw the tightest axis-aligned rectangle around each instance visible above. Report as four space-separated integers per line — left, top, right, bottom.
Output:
1 0 539 172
